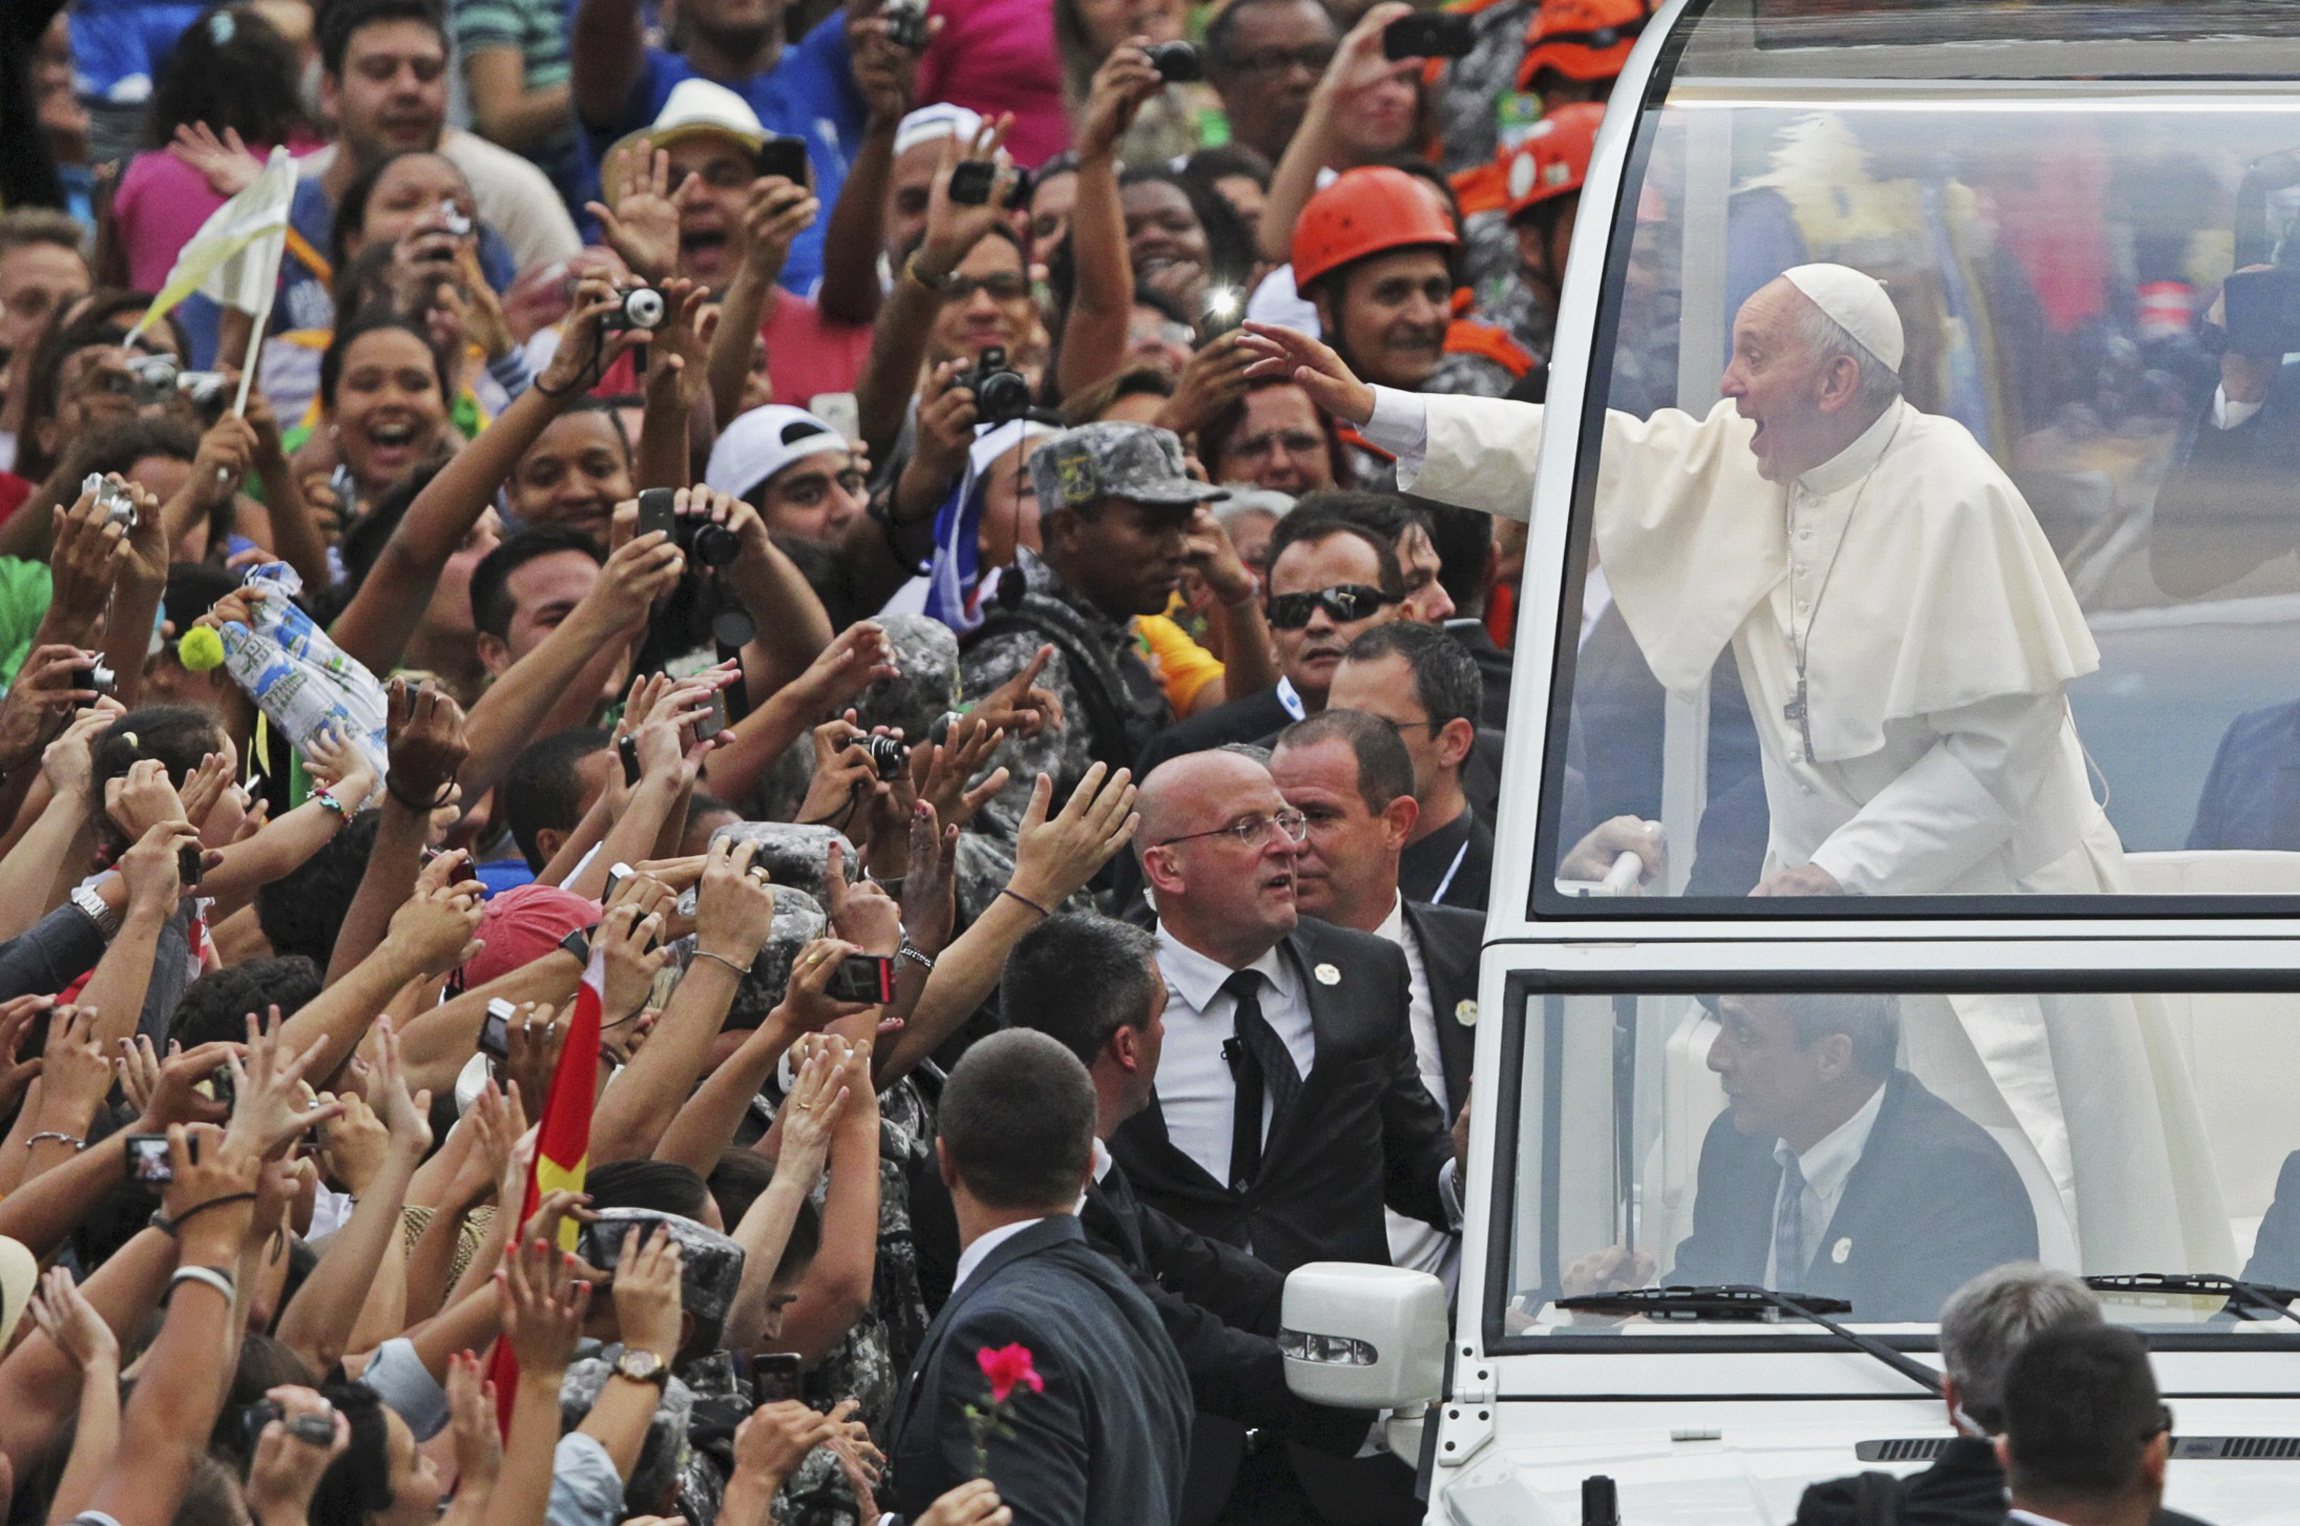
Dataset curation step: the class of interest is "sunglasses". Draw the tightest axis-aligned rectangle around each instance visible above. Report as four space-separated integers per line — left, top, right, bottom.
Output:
1265 584 1399 630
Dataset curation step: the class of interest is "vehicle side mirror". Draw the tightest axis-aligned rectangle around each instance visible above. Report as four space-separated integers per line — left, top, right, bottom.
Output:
1280 1262 1448 1409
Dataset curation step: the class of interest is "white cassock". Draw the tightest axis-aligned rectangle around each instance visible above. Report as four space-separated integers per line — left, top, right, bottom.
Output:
1361 386 2237 1274
1363 387 2120 895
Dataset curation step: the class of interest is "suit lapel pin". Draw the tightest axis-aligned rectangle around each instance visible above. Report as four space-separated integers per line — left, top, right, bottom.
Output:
1313 962 1342 986
1831 1237 1852 1265
1454 999 1478 1027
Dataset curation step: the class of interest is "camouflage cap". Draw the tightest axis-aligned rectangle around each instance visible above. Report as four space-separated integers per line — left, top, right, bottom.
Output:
1029 423 1227 513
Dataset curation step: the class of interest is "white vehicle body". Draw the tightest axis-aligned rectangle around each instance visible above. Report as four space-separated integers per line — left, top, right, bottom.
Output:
1280 3 2300 1522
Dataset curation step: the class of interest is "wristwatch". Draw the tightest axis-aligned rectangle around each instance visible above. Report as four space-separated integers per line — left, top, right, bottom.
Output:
70 884 123 940
612 1348 671 1388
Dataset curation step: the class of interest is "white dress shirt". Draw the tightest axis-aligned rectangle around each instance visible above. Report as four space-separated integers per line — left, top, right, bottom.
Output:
1152 929 1312 1190
952 1217 1054 1297
1374 898 1460 1283
1764 1081 1888 1285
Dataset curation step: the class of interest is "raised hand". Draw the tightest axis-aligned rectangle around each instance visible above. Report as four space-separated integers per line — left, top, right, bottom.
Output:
168 122 263 197
384 853 486 976
695 835 776 968
444 1350 502 1493
771 939 877 1036
1237 321 1377 426
305 723 379 810
225 1008 346 1158
971 643 1064 741
28 1265 117 1371
598 901 670 1024
1077 37 1165 164
612 1223 685 1358
0 996 50 1119
738 175 821 290
586 141 698 284
822 839 901 955
386 676 468 811
789 622 901 715
500 1005 566 1123
1011 763 1140 907
497 1233 591 1377
912 713 1008 832
916 115 1019 284
899 801 960 953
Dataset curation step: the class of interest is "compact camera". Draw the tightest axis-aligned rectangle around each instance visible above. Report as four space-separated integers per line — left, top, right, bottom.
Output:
606 286 670 332
438 198 473 237
82 473 137 528
862 732 910 780
960 346 1032 426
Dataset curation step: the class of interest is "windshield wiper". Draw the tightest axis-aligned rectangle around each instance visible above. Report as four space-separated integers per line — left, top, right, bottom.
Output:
1555 1284 1944 1396
2084 1273 2300 1326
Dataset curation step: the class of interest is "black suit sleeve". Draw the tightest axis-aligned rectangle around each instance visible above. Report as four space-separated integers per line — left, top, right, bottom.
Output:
917 1305 1095 1526
1379 996 1460 1235
1134 1198 1285 1332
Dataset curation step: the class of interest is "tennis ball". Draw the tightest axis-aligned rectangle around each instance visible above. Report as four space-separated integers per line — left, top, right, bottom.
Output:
178 625 226 673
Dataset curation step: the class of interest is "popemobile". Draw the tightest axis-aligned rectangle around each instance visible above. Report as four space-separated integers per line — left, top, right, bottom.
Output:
1275 2 2300 1521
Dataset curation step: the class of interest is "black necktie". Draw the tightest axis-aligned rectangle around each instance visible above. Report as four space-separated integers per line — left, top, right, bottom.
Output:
1223 969 1298 1192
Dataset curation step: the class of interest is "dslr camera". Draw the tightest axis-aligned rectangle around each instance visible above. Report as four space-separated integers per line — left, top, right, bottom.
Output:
605 286 670 333
960 346 1032 426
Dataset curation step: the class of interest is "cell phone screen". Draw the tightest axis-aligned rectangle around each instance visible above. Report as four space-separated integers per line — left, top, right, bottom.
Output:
754 1352 804 1403
125 1134 174 1184
825 954 897 1004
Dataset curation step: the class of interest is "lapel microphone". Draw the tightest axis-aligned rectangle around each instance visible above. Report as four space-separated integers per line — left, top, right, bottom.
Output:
1220 1037 1243 1074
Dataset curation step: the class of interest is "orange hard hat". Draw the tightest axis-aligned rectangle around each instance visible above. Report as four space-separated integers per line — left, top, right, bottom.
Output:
1503 102 1605 220
1517 0 1649 92
1291 166 1460 292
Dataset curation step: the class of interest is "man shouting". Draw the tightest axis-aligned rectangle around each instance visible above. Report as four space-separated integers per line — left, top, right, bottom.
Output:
1240 263 2122 899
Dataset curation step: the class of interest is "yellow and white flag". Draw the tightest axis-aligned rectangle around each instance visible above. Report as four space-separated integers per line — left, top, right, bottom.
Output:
131 146 297 337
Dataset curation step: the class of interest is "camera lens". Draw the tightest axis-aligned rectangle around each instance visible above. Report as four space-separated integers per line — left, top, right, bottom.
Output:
1148 41 1201 82
976 369 1033 425
623 288 667 328
693 522 741 569
862 733 910 780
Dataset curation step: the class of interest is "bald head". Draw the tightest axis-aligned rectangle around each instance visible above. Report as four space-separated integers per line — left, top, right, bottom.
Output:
1136 749 1302 967
1136 749 1282 850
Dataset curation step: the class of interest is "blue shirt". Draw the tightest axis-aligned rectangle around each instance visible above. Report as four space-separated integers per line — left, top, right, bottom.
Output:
578 11 862 295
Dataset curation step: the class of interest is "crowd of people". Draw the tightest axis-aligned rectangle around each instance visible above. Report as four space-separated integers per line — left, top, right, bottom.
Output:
0 0 2236 1523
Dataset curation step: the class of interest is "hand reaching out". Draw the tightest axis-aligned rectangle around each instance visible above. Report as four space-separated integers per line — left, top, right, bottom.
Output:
1237 322 1377 426
586 141 699 285
225 1007 346 1158
497 1233 591 1378
386 676 469 811
168 122 263 197
27 1265 117 1371
1011 763 1140 907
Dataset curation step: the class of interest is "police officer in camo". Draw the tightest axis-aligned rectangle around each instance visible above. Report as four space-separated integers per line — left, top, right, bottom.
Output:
956 423 1227 843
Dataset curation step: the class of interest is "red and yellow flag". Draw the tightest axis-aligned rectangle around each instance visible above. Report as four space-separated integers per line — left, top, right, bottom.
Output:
489 943 607 1427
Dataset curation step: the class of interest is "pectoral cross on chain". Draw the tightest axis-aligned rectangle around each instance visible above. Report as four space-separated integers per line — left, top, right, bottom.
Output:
1784 680 1813 762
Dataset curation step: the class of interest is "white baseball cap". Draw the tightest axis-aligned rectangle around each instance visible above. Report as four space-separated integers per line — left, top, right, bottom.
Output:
894 102 986 160
705 405 853 500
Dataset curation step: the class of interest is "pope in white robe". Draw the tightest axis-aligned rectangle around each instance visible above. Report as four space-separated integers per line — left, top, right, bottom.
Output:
1241 267 2236 1278
1244 262 2122 899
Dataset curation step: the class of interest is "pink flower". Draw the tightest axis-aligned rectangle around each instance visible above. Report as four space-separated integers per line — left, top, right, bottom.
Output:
976 1343 1044 1405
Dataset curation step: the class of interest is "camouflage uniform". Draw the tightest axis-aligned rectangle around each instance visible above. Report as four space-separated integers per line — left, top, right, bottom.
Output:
959 425 1223 842
1429 0 1542 176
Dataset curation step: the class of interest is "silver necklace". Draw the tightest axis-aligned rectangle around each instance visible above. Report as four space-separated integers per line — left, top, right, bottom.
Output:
1782 412 1905 763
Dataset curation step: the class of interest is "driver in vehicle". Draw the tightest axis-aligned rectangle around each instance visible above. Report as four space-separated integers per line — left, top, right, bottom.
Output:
1239 264 2126 900
1564 993 2038 1323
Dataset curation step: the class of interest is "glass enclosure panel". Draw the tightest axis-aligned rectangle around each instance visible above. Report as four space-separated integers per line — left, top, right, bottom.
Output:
1498 984 2300 1343
1539 85 2300 910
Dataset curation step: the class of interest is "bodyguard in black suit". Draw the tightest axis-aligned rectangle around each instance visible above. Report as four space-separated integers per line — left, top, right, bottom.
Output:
886 1032 1192 1526
1112 743 1461 1273
1119 747 1460 1525
1565 994 2036 1324
1271 711 1480 1126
